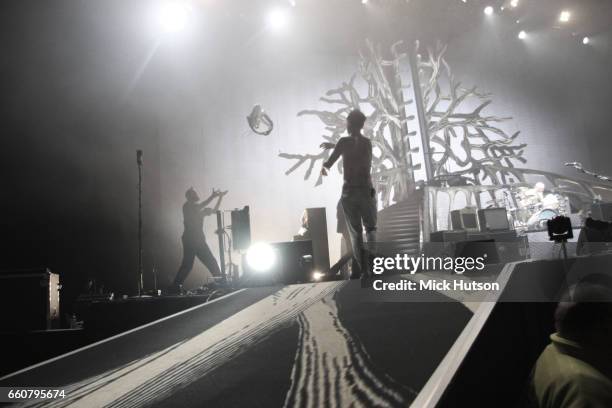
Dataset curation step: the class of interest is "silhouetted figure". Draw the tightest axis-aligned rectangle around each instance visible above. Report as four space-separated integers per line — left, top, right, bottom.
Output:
321 109 376 278
530 280 612 407
172 187 227 291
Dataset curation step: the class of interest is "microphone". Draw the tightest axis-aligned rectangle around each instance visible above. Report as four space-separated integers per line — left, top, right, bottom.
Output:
137 150 143 166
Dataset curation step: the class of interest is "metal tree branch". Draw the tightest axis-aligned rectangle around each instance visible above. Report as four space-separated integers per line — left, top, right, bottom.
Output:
416 41 527 186
280 39 418 208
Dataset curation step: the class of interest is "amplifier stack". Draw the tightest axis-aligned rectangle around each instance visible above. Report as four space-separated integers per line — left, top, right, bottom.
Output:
0 268 60 331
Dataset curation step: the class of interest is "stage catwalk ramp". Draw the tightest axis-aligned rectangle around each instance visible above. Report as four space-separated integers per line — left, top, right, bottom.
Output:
1 280 471 408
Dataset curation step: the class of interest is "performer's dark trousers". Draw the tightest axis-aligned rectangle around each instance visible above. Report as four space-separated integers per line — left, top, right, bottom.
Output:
173 236 222 286
340 186 377 274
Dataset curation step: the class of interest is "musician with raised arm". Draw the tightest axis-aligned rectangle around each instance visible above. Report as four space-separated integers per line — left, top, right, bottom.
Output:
171 187 228 293
320 109 377 279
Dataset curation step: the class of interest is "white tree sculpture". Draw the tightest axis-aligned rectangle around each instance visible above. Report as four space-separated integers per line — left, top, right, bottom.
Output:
280 39 611 216
416 41 527 185
279 40 419 208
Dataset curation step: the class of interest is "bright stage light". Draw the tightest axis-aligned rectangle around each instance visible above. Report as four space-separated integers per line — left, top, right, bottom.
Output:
312 271 325 281
510 0 519 8
267 8 289 31
158 1 191 33
582 36 590 45
518 30 527 40
559 10 571 23
246 243 277 273
362 0 369 4
484 6 494 16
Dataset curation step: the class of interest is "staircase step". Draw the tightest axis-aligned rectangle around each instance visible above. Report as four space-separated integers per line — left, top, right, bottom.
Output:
378 232 420 236
376 198 422 256
378 233 420 238
378 231 420 236
378 225 420 230
380 213 420 219
379 242 420 246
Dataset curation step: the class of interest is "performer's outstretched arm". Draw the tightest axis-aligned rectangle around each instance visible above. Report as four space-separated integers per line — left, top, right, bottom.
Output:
199 189 218 208
201 190 228 216
321 139 343 177
212 190 228 212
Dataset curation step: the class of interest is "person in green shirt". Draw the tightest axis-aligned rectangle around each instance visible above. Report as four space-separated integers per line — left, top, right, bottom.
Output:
531 281 612 407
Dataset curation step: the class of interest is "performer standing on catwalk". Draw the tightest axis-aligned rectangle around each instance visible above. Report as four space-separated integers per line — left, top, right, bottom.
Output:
320 109 377 278
171 187 228 293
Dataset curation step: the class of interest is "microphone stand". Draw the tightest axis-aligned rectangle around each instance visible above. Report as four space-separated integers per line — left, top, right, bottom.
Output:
137 150 144 296
216 210 227 280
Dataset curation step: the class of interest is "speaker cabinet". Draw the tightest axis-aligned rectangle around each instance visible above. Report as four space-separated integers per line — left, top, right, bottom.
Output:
243 240 314 285
590 202 612 222
577 217 612 255
303 207 330 273
456 239 500 265
0 268 60 331
451 208 480 231
426 230 469 260
430 230 468 242
231 206 251 251
478 208 510 232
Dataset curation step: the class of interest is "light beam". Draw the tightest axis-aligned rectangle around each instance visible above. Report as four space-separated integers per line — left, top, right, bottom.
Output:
158 1 191 34
267 8 290 31
559 10 571 23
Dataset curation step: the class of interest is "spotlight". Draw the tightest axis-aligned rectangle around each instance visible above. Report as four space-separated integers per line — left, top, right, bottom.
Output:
582 36 590 45
362 0 368 4
510 0 519 8
312 271 325 281
547 216 573 243
267 8 289 31
518 30 527 40
246 243 277 272
559 10 571 23
484 6 494 15
158 1 191 33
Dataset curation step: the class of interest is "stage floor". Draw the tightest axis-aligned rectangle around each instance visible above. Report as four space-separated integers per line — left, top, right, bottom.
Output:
1 279 472 408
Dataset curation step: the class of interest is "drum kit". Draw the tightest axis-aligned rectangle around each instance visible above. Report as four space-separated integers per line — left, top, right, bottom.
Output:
431 177 570 232
487 183 569 231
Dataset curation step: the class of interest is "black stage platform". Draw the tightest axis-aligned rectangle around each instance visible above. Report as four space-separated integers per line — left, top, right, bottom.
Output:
1 279 471 407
